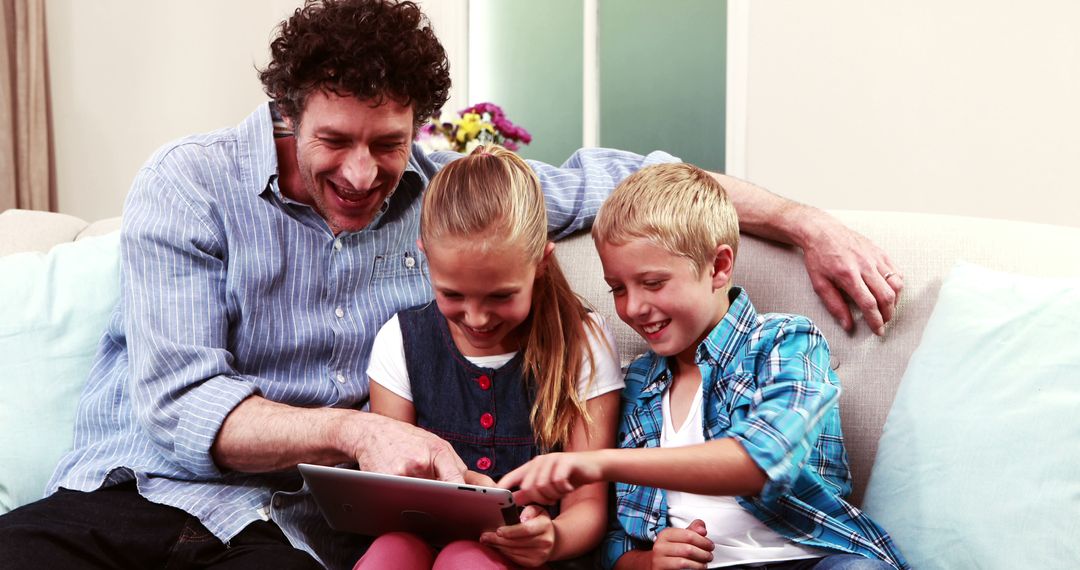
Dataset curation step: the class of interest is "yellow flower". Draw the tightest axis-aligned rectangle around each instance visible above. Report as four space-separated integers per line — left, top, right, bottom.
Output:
455 113 484 143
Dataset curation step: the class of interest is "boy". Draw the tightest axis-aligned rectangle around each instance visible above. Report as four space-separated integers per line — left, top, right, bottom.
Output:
499 164 908 570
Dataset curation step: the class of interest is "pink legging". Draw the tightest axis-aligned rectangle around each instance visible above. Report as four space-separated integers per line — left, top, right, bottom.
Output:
353 531 542 569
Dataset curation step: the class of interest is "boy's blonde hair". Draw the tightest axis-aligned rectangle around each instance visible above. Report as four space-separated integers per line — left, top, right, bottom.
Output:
592 163 739 275
421 144 599 451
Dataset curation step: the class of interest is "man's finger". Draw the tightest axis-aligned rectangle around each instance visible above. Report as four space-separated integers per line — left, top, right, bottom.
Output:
847 279 885 335
431 447 466 483
810 275 854 332
865 271 899 325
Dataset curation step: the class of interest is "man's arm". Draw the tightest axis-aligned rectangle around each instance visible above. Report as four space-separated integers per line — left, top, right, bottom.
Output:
712 172 903 335
122 166 464 482
210 395 465 480
430 148 903 334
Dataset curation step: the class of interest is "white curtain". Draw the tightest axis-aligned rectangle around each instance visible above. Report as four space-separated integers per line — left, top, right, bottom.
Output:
1 0 53 212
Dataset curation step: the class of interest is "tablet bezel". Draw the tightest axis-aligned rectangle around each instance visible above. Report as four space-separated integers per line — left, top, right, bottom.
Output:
298 463 519 544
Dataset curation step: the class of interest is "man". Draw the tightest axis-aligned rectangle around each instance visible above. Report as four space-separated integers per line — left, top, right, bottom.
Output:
0 1 903 568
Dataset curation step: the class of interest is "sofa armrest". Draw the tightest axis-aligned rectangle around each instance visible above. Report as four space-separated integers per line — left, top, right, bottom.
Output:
0 209 90 256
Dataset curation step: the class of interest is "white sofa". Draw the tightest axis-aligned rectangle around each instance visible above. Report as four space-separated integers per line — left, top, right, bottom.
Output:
3 207 1079 568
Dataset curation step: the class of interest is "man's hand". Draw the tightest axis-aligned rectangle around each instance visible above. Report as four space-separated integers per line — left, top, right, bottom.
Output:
343 412 467 482
618 519 713 570
479 505 556 567
711 172 903 336
498 451 602 506
799 210 904 335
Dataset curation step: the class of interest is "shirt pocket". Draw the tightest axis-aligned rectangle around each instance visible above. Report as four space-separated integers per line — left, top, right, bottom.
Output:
371 250 427 281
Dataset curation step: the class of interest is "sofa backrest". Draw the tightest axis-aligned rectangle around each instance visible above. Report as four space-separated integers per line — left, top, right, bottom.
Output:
558 209 1080 504
5 207 1080 505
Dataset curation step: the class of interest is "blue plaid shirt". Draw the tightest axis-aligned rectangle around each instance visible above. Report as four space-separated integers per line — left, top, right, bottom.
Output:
601 288 908 569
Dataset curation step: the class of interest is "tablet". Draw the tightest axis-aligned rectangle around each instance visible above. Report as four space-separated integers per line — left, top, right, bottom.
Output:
298 463 520 544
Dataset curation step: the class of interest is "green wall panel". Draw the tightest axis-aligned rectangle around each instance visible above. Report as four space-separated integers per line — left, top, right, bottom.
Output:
469 0 583 166
599 0 726 172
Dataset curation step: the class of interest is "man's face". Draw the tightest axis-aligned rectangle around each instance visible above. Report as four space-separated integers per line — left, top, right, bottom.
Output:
597 237 729 365
288 90 414 234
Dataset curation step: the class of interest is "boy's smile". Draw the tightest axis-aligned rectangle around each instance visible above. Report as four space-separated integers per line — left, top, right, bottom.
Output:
597 237 733 366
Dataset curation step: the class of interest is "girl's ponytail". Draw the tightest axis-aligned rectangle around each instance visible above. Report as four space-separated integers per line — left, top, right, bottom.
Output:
422 144 606 451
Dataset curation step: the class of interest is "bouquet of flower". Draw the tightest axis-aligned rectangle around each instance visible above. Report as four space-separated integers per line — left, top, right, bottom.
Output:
418 102 532 154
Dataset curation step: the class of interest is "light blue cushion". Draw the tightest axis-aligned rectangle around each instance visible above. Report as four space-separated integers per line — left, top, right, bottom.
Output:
0 232 120 514
863 261 1080 569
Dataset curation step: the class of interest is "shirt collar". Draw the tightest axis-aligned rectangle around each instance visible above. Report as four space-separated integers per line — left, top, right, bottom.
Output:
637 286 756 398
240 102 280 197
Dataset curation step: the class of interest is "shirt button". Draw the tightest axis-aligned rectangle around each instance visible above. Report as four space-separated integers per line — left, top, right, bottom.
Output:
336 373 346 384
480 412 495 429
476 375 491 390
335 307 345 318
273 497 283 508
333 239 343 251
476 456 492 471
404 256 416 268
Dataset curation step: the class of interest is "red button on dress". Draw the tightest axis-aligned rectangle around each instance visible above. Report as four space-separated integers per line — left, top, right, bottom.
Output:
477 375 492 390
476 456 492 471
479 412 495 429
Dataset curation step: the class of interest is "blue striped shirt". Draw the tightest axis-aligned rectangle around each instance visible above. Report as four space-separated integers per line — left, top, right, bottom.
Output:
46 103 677 569
601 288 908 570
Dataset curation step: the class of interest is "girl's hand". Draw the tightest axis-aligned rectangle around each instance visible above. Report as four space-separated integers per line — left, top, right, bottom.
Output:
644 519 713 570
498 451 602 506
479 505 556 567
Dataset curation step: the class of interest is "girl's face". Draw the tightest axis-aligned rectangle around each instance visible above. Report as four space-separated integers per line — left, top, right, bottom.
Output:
423 237 545 357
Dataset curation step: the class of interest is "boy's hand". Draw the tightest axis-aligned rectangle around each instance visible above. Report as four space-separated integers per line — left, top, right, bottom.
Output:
498 451 602 505
479 505 556 567
646 519 713 570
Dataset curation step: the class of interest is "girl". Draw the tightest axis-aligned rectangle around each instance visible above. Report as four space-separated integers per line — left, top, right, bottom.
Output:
354 145 623 569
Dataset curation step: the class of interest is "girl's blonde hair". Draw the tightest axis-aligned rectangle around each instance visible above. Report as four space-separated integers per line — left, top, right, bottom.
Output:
421 144 599 451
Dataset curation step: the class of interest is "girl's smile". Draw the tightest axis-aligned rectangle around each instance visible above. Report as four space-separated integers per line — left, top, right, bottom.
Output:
422 237 542 357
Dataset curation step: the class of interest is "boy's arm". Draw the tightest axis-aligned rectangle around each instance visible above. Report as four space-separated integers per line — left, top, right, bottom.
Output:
502 318 837 505
722 316 841 502
500 439 766 506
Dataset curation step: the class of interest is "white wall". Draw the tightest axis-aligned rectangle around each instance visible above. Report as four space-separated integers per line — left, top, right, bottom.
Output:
45 0 466 222
731 0 1080 228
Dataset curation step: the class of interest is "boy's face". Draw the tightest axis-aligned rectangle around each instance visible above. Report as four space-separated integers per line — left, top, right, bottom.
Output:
597 237 733 365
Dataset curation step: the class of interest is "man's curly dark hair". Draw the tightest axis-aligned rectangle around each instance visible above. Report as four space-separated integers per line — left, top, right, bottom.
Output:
259 0 450 129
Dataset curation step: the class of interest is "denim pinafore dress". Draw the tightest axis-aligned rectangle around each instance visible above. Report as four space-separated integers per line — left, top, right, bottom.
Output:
399 303 541 480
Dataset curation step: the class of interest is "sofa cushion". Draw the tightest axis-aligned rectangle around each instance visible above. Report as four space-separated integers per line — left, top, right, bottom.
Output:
0 231 121 514
862 261 1080 568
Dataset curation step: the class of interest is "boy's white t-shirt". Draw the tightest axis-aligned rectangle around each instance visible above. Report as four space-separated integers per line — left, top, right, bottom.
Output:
368 312 624 403
661 383 827 568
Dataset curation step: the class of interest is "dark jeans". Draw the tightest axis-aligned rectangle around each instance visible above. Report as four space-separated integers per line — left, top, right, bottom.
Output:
733 555 894 570
0 482 322 569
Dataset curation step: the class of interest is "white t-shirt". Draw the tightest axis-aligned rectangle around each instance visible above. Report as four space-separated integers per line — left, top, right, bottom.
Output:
661 383 826 568
368 312 624 403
